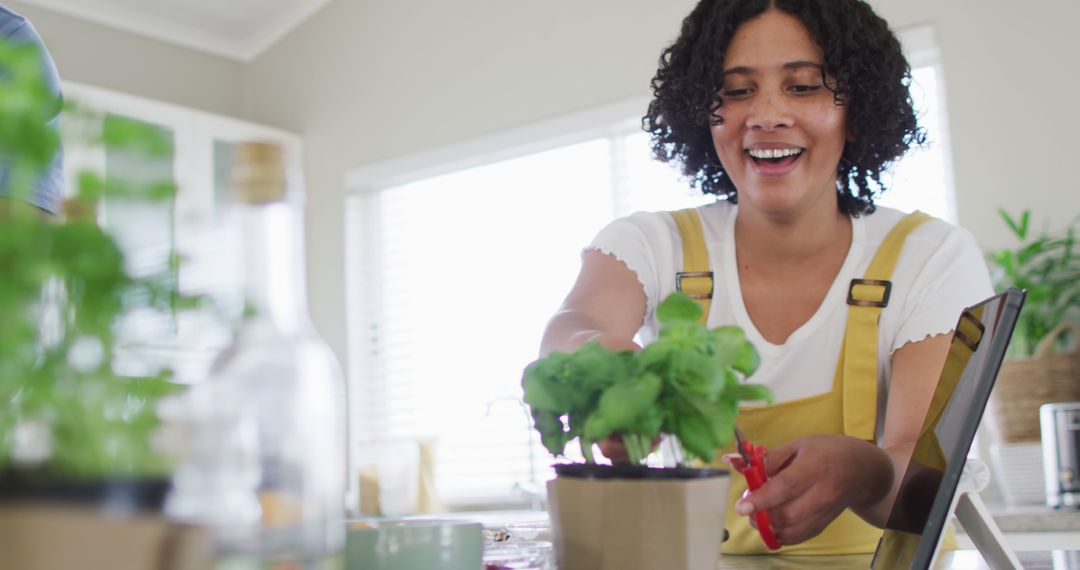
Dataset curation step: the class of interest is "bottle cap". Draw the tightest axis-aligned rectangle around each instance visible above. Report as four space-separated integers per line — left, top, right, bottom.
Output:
232 141 287 204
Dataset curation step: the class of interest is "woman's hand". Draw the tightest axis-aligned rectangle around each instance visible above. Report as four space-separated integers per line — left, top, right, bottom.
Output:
728 433 893 546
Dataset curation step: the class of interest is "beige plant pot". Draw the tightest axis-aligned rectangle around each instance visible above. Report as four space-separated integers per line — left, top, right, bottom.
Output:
987 323 1080 443
0 505 211 570
547 464 730 570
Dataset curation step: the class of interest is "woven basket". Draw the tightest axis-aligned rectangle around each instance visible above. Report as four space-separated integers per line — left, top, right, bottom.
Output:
987 323 1080 443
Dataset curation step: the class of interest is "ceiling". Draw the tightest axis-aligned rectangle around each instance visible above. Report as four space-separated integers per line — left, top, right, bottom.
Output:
17 0 332 62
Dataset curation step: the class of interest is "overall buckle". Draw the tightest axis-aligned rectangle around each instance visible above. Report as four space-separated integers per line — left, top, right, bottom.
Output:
676 271 714 300
847 279 892 308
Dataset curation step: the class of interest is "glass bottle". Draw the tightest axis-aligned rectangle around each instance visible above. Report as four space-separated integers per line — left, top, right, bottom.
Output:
209 141 346 567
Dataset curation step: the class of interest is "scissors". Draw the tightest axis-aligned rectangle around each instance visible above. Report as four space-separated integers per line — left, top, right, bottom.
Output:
730 427 781 550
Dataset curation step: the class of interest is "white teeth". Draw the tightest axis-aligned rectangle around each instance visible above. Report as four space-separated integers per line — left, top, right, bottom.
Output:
747 148 803 159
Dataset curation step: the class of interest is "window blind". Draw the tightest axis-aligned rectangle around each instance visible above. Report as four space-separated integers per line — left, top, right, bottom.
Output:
345 132 711 509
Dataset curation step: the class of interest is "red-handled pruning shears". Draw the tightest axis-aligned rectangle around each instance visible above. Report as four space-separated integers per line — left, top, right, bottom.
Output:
731 427 781 550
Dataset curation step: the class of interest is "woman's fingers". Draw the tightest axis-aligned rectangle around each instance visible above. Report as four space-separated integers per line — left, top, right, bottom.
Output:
734 436 848 546
762 442 798 477
739 456 812 515
772 502 846 545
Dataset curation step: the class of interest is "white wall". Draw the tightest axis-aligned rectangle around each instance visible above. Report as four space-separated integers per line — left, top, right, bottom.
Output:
5 0 244 117
241 0 702 364
243 0 1080 371
868 0 1080 248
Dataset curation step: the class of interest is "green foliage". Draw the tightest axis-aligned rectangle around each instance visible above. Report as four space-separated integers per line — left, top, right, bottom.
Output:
987 209 1080 356
521 292 772 466
0 39 191 479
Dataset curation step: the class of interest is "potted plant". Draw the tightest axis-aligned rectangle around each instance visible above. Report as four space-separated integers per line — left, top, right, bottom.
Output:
0 36 220 570
521 292 772 570
983 209 1080 505
984 209 1080 444
987 209 1079 358
0 39 195 511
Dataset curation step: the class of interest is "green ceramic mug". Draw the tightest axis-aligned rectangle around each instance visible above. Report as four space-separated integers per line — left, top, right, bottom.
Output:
346 519 483 570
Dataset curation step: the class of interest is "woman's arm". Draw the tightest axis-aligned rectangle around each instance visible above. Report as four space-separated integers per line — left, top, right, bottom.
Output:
539 249 648 356
732 333 953 544
541 249 650 463
853 331 953 525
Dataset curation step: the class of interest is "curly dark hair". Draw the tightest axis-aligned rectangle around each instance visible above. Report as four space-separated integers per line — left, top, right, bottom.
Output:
643 0 925 216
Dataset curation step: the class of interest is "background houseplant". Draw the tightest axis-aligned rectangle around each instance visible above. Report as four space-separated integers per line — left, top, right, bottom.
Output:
0 38 196 501
521 292 772 570
987 209 1079 357
984 209 1080 504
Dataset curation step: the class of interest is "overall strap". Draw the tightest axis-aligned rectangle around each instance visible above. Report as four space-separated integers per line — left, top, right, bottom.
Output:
842 210 934 440
670 208 713 324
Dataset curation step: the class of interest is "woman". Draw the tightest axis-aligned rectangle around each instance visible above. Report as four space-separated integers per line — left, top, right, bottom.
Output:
540 0 993 555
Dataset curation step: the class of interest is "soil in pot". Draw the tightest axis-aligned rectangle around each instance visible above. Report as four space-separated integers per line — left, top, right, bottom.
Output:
553 462 728 480
0 470 171 513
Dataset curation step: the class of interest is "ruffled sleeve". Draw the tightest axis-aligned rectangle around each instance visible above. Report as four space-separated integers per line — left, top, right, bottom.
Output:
891 221 995 353
583 210 678 324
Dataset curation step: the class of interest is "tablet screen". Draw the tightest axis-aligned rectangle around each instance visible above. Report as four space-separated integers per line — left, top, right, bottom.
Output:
871 289 1024 570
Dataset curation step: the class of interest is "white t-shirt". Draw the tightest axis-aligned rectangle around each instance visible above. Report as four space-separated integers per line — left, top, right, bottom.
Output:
587 201 994 416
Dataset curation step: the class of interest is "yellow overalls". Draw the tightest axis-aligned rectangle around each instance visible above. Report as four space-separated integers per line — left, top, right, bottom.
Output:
670 208 933 555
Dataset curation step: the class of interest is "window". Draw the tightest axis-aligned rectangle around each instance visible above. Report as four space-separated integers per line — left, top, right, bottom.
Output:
345 26 953 510
878 24 956 223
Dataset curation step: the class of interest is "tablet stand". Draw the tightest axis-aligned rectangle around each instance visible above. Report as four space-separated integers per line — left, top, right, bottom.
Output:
947 458 1022 570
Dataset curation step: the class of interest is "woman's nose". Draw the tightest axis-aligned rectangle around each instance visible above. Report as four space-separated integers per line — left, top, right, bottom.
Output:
746 90 793 131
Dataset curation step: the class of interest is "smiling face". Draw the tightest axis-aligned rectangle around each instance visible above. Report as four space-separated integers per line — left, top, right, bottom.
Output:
711 10 848 219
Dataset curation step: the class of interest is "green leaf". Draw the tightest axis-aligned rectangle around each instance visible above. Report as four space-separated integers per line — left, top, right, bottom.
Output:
656 291 702 324
583 413 613 443
638 340 675 371
671 351 722 398
728 383 775 405
734 342 761 377
567 341 627 392
711 326 747 363
628 407 664 440
532 410 569 457
998 209 1029 240
102 114 173 159
146 181 178 201
675 413 716 463
593 372 662 432
704 399 738 448
521 362 570 412
76 171 105 202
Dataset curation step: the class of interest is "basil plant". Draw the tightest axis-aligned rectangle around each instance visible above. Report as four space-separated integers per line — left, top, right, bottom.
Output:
522 292 772 466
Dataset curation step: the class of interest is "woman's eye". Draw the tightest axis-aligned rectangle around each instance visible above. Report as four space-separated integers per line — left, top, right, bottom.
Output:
722 88 753 99
790 84 823 94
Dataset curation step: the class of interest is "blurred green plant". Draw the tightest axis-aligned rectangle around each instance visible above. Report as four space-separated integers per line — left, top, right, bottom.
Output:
0 39 196 478
987 209 1080 357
